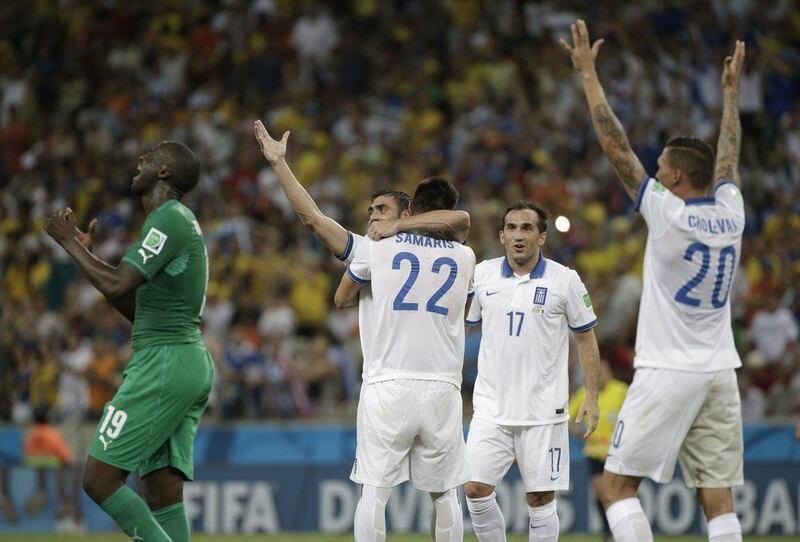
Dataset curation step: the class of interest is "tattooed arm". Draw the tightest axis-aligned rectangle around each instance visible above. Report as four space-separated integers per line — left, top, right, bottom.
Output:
561 20 646 200
715 41 745 187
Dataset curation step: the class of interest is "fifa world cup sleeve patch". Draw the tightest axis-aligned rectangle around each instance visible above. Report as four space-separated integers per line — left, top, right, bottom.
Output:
583 293 592 308
136 227 168 265
142 227 168 255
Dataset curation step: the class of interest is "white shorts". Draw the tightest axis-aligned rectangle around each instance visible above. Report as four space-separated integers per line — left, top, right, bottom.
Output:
350 379 469 493
466 417 569 492
604 368 743 488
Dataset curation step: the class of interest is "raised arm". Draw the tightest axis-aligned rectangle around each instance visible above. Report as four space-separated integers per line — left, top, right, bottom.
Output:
45 209 142 322
573 327 600 439
255 120 351 258
715 41 745 186
561 20 646 200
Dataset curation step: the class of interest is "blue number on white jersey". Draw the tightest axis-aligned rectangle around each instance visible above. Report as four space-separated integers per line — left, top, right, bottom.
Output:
391 252 459 315
675 243 736 308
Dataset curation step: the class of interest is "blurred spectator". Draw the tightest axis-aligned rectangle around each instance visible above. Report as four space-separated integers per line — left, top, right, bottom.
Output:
23 407 83 532
749 293 798 364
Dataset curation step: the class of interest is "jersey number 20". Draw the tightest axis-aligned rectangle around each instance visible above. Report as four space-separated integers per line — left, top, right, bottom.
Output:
675 243 736 308
392 252 458 315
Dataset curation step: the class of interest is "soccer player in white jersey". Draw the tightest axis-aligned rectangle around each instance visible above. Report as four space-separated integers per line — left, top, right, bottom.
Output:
253 122 469 541
336 177 476 542
562 21 746 542
463 202 601 542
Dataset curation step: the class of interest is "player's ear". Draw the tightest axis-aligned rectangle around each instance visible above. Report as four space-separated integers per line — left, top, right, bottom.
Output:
400 208 410 218
498 229 506 244
157 165 171 180
538 231 547 247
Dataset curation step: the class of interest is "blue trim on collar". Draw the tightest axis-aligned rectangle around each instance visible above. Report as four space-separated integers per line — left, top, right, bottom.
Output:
501 253 546 279
570 319 598 333
336 231 354 262
634 175 651 213
501 257 513 277
685 197 716 206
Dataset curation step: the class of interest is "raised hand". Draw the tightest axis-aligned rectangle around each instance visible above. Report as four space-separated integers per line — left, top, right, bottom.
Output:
65 208 97 251
559 19 605 74
254 120 289 165
45 207 78 246
722 40 745 91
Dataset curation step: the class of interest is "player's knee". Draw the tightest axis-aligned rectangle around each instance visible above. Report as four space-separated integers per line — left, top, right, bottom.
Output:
601 471 639 508
143 476 183 510
465 481 494 500
526 491 554 508
82 468 113 504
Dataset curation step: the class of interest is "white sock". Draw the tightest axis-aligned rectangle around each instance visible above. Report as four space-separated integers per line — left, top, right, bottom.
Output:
354 485 392 542
708 513 742 542
466 492 506 542
430 489 463 542
528 499 559 542
605 498 652 542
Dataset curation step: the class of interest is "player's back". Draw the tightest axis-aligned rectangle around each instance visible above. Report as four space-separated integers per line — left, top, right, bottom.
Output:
348 232 475 386
635 179 744 371
123 200 208 350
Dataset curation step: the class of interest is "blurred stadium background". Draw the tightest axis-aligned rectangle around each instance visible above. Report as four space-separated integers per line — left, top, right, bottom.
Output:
0 0 799 538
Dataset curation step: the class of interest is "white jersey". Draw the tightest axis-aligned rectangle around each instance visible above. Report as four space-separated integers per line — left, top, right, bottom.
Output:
467 255 597 425
634 177 744 372
348 232 476 386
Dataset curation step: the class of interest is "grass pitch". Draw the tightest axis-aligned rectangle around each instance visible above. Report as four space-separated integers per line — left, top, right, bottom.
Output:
0 535 786 541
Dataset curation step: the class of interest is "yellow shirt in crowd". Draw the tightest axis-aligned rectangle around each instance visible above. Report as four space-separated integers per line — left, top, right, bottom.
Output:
569 379 628 461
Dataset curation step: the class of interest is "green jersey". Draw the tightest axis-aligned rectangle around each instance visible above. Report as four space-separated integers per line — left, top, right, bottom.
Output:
122 199 208 350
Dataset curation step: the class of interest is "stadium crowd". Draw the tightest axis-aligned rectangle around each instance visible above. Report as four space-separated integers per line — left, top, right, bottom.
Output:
1 0 798 430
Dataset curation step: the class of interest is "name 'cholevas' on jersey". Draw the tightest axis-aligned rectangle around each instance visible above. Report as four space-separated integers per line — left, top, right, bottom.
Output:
634 177 744 372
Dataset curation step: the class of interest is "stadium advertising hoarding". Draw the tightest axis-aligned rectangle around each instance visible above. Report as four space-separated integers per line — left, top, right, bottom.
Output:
1 424 798 535
1 462 798 535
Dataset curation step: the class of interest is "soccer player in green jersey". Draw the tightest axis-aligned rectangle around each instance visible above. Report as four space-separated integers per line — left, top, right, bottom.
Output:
45 141 213 542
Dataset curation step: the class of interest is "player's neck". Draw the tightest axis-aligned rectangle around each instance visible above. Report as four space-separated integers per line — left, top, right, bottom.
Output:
142 183 180 214
680 187 710 201
508 250 540 276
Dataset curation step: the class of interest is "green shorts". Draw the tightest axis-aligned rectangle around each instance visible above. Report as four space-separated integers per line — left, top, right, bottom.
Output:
89 342 214 480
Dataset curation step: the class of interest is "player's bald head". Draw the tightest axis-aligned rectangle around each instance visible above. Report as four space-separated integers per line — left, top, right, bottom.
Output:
153 141 201 196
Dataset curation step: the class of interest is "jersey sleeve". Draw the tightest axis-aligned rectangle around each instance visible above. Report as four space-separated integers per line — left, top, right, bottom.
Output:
714 181 745 218
466 248 476 300
635 175 686 239
465 261 481 325
566 271 598 332
122 207 191 280
346 236 372 285
336 231 361 265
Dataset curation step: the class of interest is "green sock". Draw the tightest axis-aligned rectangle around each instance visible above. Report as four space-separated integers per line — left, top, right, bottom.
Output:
153 502 190 542
100 486 172 541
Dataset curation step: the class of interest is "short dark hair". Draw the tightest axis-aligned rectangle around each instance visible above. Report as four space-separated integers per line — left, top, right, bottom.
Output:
500 201 549 232
155 141 201 197
664 136 715 191
410 177 459 214
370 188 410 212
